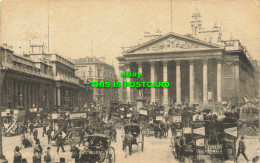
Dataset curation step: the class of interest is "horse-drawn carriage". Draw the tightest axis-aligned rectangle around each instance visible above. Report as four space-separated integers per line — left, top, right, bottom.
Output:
171 108 239 162
79 134 116 163
139 107 168 138
50 111 88 145
2 108 26 137
122 123 144 157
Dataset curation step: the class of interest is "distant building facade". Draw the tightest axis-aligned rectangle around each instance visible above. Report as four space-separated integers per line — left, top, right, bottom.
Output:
0 44 87 111
117 9 257 108
74 57 118 106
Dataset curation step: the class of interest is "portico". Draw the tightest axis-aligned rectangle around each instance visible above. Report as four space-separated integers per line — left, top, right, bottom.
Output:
117 33 224 107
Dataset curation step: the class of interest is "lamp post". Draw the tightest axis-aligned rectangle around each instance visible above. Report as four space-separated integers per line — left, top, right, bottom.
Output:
85 79 92 107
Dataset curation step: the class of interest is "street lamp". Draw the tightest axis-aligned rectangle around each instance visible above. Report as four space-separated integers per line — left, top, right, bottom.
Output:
85 79 93 106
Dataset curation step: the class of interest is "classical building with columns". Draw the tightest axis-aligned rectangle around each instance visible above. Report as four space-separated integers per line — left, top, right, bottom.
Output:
117 11 256 108
0 44 87 112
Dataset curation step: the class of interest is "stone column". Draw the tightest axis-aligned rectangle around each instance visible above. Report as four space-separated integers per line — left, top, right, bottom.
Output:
150 61 156 103
54 86 57 106
203 59 208 103
189 60 195 104
137 62 142 74
57 86 61 107
14 80 18 108
234 61 240 105
137 62 143 98
176 61 181 104
162 61 168 106
217 59 222 102
118 65 125 102
125 64 131 103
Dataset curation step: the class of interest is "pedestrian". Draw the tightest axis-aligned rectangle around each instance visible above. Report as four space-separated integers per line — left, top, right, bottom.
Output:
56 133 65 154
42 125 46 137
78 129 85 147
70 145 80 163
44 147 52 163
47 127 52 144
33 139 42 163
236 135 249 161
29 123 34 135
33 129 38 141
13 146 22 163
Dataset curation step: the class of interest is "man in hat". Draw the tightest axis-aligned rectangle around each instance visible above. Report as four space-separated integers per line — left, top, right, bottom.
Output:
78 128 85 147
236 135 249 161
47 126 53 144
70 145 80 163
44 147 52 163
13 146 22 163
56 133 65 154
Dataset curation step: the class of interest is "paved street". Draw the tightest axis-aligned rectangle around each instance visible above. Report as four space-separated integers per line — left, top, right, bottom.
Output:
2 128 259 163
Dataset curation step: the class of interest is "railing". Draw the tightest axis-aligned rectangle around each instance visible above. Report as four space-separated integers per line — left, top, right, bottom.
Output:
50 55 74 68
54 75 80 85
221 40 242 51
11 65 53 79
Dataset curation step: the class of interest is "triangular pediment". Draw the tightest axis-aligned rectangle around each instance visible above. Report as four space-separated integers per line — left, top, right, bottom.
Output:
124 32 222 55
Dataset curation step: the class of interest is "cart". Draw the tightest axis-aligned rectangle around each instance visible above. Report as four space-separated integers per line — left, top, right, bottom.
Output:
122 123 144 158
80 134 116 163
50 111 88 145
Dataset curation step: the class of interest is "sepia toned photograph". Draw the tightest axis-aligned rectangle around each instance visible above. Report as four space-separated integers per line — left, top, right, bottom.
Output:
0 0 259 162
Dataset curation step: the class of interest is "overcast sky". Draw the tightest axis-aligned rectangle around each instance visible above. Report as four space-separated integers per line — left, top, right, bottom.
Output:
1 0 260 71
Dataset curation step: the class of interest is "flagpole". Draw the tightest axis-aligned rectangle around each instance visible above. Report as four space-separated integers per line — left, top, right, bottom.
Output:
171 0 173 32
47 0 50 53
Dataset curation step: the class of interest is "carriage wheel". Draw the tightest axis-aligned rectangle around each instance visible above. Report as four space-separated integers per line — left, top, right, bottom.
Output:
68 131 79 144
105 147 116 163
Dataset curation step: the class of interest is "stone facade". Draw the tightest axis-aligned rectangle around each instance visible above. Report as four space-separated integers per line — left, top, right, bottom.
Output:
74 57 118 106
117 11 256 108
0 45 87 111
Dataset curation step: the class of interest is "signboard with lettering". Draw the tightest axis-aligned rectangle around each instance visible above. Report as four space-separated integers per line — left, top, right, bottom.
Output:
29 108 38 113
196 149 207 159
127 114 132 118
156 116 163 121
1 112 7 116
120 108 124 111
176 130 182 137
13 109 19 115
51 113 61 119
196 138 205 146
193 127 205 136
140 110 147 115
205 145 222 154
224 127 238 138
70 113 87 119
183 127 192 134
172 116 182 122
193 114 204 121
